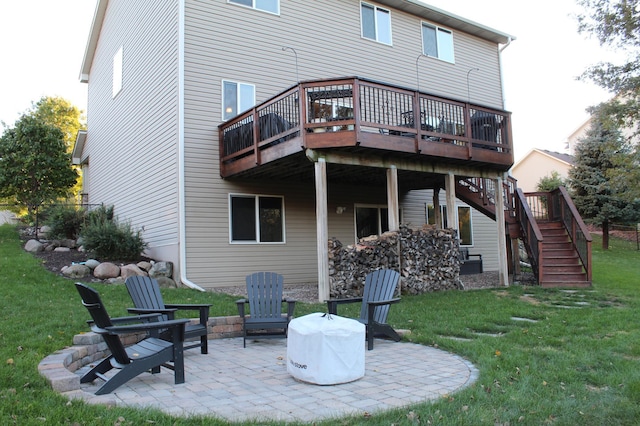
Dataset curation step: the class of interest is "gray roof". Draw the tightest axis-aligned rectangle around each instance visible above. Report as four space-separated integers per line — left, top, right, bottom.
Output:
540 149 575 166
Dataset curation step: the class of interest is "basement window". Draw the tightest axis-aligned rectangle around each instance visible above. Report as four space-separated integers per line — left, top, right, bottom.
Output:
230 194 285 243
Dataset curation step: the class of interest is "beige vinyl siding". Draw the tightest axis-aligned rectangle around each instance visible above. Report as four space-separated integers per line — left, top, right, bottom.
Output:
401 189 499 272
83 0 180 260
180 0 506 288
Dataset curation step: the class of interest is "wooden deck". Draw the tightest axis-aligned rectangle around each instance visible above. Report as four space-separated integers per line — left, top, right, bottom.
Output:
219 77 513 179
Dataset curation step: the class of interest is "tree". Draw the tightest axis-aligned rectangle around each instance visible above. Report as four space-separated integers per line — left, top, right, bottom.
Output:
0 115 78 223
536 171 566 192
568 111 640 249
577 0 640 135
27 96 84 152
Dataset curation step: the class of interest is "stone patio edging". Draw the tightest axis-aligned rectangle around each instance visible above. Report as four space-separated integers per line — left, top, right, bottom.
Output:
38 316 243 394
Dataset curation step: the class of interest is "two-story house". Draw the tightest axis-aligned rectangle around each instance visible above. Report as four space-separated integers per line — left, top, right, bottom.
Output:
74 0 589 296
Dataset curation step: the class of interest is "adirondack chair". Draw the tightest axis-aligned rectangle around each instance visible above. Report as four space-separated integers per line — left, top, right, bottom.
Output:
326 269 401 350
236 272 296 348
74 282 189 395
125 276 212 354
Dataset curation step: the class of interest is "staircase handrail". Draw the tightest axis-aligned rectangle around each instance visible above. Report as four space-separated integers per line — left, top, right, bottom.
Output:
551 186 592 282
515 188 544 281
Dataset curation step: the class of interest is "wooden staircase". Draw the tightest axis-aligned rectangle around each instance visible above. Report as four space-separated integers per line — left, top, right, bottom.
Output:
537 221 590 288
456 177 592 288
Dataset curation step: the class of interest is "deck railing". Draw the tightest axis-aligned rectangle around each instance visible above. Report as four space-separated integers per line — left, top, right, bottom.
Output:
220 77 513 176
516 188 544 281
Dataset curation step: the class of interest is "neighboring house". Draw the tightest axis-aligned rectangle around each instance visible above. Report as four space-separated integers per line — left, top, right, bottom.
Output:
73 0 518 296
510 149 575 193
566 117 592 156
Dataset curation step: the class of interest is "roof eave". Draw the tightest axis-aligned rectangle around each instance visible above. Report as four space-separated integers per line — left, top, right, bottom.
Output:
79 0 109 83
72 130 87 165
377 0 515 44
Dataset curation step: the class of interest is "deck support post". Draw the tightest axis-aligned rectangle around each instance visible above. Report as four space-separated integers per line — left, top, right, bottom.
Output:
433 188 441 229
444 173 456 231
386 166 400 231
495 175 509 286
314 158 330 302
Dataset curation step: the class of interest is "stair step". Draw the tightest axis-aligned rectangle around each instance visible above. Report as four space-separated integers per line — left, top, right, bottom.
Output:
542 269 587 281
542 235 570 243
542 250 578 258
542 265 584 273
540 281 592 288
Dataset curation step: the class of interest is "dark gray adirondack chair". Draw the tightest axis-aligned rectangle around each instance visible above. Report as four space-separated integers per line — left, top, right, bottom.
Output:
74 282 189 395
125 276 211 354
236 272 296 347
327 269 401 350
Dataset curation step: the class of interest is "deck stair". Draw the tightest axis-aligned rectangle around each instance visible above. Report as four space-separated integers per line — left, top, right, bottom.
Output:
455 177 592 288
537 221 590 288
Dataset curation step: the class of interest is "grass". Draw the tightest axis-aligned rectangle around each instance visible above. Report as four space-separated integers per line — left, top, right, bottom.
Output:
1 224 640 425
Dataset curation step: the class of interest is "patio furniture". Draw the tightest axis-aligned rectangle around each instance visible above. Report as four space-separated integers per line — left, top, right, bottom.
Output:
236 272 296 347
287 312 365 385
326 269 401 350
125 276 212 354
74 282 189 395
459 248 483 275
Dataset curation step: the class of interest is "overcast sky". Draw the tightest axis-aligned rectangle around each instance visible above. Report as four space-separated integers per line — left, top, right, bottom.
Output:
0 0 620 161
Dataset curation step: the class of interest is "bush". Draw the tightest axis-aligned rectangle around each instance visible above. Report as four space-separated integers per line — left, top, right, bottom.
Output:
80 205 147 260
42 204 86 239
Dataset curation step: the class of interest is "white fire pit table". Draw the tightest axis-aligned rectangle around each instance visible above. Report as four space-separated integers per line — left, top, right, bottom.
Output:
287 312 365 385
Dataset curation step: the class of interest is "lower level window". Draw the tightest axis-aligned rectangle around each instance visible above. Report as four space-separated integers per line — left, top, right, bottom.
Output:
427 204 473 245
230 194 284 243
355 205 401 240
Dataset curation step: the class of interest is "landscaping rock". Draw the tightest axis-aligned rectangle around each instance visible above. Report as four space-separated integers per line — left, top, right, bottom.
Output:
54 247 71 253
93 262 120 279
120 264 147 280
24 239 44 253
84 259 100 270
149 261 173 278
155 276 177 288
62 264 91 278
137 261 152 272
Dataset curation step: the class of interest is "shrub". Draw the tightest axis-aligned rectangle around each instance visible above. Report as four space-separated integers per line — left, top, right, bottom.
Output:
42 204 86 239
80 205 147 260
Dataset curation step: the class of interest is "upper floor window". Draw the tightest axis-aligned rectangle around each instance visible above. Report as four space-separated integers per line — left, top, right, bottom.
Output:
361 2 392 45
230 194 285 243
422 23 454 63
228 0 279 14
112 46 123 98
222 80 255 121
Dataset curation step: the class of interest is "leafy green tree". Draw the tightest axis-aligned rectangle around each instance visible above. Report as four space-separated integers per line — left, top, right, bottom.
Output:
27 96 84 152
577 0 640 134
536 171 567 192
0 115 78 223
568 111 640 249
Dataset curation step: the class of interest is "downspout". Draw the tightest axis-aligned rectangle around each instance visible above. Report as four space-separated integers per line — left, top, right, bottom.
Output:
498 37 513 109
178 0 205 292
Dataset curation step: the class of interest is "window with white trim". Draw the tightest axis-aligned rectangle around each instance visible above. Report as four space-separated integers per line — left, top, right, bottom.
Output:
422 23 455 63
112 46 123 98
361 2 392 45
427 204 473 245
355 205 401 240
230 194 285 243
228 0 279 14
222 80 255 121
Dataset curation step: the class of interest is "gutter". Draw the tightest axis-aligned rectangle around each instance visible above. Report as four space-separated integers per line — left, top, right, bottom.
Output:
177 0 205 292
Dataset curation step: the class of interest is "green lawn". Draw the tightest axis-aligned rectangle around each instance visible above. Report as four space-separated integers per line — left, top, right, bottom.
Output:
1 224 639 425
